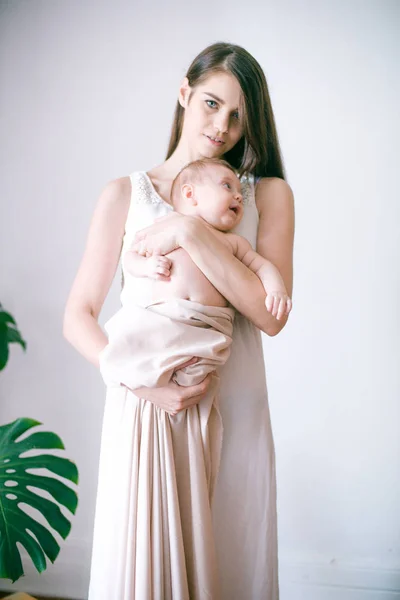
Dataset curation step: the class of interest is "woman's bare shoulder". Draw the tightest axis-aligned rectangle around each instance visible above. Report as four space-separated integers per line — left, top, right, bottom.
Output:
254 177 294 226
255 176 294 208
98 175 132 211
64 176 133 320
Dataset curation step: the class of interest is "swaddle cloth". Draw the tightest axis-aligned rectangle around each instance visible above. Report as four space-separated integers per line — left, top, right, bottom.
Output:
99 298 235 391
92 298 235 600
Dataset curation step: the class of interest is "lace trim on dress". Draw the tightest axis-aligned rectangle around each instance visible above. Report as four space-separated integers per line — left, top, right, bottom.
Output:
240 173 255 207
130 171 255 207
130 172 172 206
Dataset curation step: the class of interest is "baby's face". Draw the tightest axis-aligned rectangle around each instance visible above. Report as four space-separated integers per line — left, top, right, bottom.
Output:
192 165 243 232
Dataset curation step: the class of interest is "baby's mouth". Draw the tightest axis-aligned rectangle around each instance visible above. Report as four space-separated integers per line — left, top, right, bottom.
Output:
229 203 240 214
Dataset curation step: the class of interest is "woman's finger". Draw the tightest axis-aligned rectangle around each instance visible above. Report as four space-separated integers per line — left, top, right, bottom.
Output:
175 356 200 371
154 214 178 223
134 227 157 243
133 240 148 255
173 392 207 413
172 376 213 413
179 373 212 399
134 214 181 242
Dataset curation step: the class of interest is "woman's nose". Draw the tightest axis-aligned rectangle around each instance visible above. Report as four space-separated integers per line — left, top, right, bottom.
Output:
214 111 230 134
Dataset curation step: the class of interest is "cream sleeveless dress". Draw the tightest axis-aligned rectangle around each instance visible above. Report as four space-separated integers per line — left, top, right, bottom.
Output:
88 171 279 599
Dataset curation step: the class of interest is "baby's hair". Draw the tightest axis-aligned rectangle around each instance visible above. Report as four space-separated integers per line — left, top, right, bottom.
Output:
170 158 237 206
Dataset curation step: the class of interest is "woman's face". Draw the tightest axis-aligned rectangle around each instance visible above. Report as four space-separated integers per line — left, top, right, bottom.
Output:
179 71 244 159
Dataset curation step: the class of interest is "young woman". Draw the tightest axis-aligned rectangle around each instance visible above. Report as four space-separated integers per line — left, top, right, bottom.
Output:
64 42 294 600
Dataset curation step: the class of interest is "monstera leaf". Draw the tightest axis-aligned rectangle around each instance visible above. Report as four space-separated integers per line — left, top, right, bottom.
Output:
0 417 79 582
0 305 26 371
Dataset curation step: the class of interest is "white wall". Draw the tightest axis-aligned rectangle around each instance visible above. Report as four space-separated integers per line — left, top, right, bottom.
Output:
0 1 399 598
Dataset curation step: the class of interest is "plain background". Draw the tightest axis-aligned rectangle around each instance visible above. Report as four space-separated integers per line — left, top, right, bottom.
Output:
0 1 399 598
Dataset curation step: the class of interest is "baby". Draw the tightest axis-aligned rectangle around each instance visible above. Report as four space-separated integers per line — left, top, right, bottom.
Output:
124 158 292 320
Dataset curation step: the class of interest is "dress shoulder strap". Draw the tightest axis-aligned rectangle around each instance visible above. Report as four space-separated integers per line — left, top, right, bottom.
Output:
124 171 162 236
240 173 256 207
123 171 170 253
129 171 164 205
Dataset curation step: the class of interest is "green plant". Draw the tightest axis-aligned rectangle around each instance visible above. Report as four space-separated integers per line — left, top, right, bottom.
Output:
0 303 79 583
0 304 26 370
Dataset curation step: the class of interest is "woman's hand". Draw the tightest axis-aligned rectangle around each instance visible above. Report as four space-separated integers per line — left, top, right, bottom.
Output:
132 213 196 257
131 357 213 415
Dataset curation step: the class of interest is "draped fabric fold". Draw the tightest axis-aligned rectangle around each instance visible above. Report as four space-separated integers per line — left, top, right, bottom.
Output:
88 299 235 600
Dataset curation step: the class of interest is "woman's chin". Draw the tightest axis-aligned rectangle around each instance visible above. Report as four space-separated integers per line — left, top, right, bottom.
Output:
199 136 226 158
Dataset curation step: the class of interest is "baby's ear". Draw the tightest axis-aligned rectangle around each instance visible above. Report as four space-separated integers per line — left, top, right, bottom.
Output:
181 184 196 205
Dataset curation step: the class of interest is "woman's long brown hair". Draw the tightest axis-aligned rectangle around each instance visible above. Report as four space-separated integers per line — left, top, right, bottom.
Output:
166 42 286 180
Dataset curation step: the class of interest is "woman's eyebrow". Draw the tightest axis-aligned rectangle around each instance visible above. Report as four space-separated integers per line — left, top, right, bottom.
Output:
204 92 224 103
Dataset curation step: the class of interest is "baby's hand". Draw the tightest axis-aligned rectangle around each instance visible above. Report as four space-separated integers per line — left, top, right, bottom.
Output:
145 255 172 281
265 292 292 321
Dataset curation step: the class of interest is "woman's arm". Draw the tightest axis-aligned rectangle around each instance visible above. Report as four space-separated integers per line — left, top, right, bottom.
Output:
63 179 213 413
63 177 131 366
182 178 295 336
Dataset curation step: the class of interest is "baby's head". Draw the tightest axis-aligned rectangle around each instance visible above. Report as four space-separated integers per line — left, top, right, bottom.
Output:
171 158 243 232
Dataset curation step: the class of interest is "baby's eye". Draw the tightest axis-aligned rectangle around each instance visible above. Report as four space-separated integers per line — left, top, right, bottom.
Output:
223 182 231 189
206 99 218 109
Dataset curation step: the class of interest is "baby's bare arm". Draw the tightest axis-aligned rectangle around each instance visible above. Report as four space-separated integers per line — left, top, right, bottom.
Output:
226 233 287 294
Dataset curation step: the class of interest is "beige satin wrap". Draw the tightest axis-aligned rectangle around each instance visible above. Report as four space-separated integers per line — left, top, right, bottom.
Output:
89 299 235 600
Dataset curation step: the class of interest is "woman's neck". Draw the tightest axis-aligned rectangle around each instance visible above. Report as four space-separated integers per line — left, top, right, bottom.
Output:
156 137 217 181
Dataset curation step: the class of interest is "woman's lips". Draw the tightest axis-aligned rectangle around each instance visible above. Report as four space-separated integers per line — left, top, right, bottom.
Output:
205 134 224 146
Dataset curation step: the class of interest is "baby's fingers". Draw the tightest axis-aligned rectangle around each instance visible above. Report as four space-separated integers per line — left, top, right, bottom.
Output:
265 293 292 320
276 298 288 321
265 294 275 313
276 296 292 320
157 256 172 267
151 273 170 281
265 293 280 317
156 265 171 277
272 295 283 319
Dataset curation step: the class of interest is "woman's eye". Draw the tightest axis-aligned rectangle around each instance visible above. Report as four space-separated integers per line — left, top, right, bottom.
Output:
206 99 218 109
232 111 240 120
